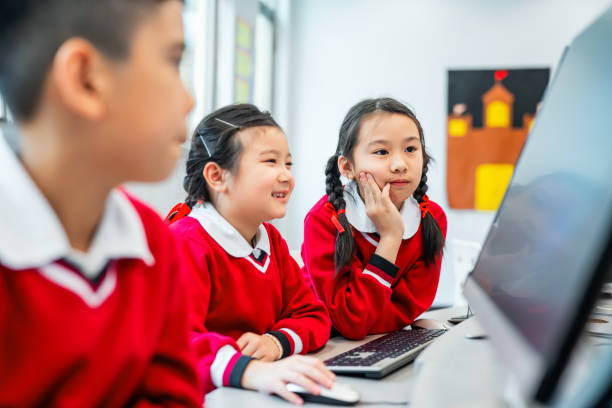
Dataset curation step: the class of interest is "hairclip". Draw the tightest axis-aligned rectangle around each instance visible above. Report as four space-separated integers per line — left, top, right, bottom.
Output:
198 134 213 157
420 195 430 219
214 117 239 128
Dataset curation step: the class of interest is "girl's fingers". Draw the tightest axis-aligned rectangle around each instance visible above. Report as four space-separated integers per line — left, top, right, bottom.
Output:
251 348 265 360
237 332 257 349
359 172 374 206
274 384 303 405
283 371 320 395
381 183 391 203
291 361 335 388
241 341 259 357
236 334 249 350
366 173 382 204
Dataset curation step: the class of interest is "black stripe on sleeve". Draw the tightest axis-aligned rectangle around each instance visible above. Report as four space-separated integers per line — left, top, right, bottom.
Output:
368 253 400 279
229 355 255 388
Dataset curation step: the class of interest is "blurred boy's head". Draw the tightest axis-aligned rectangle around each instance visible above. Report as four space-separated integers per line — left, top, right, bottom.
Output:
0 0 193 183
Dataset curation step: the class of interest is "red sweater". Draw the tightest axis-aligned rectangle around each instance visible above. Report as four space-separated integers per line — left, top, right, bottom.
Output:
0 195 202 407
301 195 447 340
170 213 331 366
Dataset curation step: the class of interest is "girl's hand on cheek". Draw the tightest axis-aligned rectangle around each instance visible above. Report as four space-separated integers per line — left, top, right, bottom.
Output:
359 172 404 240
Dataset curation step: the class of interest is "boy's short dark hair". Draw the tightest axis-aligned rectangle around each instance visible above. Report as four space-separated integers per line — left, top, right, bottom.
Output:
0 0 181 122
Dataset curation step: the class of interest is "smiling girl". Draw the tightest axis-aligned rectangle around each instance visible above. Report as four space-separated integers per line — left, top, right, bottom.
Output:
301 97 447 340
167 104 333 404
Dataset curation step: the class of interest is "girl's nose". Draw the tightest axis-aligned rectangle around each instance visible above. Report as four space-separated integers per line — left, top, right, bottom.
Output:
390 155 408 172
279 166 294 182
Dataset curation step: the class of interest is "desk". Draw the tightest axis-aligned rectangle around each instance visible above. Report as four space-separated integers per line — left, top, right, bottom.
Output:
411 315 508 408
205 306 499 408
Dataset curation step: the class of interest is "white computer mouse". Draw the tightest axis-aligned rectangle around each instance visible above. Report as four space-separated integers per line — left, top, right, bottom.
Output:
411 318 447 330
286 381 360 405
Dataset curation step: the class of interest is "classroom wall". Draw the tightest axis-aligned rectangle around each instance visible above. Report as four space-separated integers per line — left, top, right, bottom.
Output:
280 0 611 305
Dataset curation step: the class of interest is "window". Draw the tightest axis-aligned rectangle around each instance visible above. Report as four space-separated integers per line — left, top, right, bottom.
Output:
183 0 216 132
253 1 276 112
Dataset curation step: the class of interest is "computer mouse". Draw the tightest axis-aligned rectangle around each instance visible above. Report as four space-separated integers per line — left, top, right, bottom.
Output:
411 318 447 330
286 381 360 405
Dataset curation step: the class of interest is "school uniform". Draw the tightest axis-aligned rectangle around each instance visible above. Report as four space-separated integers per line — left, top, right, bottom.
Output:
0 134 201 406
301 181 448 340
170 202 331 376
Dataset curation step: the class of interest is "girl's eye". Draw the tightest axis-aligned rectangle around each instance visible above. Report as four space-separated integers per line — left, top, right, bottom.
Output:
286 162 293 168
406 146 417 153
264 159 277 164
374 149 388 156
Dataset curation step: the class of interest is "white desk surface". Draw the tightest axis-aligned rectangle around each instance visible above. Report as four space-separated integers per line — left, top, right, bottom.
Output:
204 306 474 408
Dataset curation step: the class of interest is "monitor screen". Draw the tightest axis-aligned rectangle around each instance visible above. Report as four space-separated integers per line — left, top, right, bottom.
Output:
464 5 612 403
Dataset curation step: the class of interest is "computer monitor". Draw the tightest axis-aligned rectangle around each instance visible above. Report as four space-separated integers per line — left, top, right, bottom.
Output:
463 5 612 405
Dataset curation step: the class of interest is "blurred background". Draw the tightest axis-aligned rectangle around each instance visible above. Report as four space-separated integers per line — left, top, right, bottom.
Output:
3 0 608 307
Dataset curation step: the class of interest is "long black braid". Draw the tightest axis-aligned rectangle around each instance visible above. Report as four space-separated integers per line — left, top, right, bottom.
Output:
326 97 445 273
325 154 354 271
410 152 445 265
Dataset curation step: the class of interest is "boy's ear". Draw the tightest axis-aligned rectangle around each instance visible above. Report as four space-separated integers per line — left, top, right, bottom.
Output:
203 162 228 194
51 38 110 120
337 155 355 180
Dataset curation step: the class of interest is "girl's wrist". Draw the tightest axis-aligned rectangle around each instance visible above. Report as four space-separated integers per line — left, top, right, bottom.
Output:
263 333 283 360
378 229 403 241
375 235 402 264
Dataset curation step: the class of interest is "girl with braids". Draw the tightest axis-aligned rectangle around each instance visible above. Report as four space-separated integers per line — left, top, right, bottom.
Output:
166 104 334 404
301 97 447 340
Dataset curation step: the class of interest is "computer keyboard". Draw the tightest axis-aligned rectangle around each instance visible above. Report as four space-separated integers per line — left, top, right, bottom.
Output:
324 328 446 378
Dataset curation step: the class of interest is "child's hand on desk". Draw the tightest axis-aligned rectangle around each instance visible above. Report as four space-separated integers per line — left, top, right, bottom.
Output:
241 355 336 405
237 332 280 361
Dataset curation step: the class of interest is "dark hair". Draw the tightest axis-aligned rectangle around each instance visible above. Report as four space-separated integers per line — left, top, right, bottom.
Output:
326 97 445 272
0 0 181 121
183 103 280 208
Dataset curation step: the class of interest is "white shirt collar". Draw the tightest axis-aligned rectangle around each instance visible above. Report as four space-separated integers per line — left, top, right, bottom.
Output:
343 181 421 239
189 202 270 258
0 129 154 273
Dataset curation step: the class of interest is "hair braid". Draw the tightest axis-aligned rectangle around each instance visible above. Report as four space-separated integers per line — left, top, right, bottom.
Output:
412 156 445 265
412 161 429 203
325 154 354 273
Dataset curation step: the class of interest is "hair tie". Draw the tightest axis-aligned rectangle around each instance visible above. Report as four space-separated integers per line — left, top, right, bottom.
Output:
164 202 191 225
419 195 430 219
325 202 345 234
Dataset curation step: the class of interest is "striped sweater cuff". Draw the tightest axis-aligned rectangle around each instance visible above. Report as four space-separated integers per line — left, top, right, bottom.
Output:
210 345 254 389
227 355 254 388
363 253 399 288
267 329 304 357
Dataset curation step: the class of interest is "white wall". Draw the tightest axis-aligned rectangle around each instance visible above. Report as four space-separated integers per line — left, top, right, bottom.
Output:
281 0 611 305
